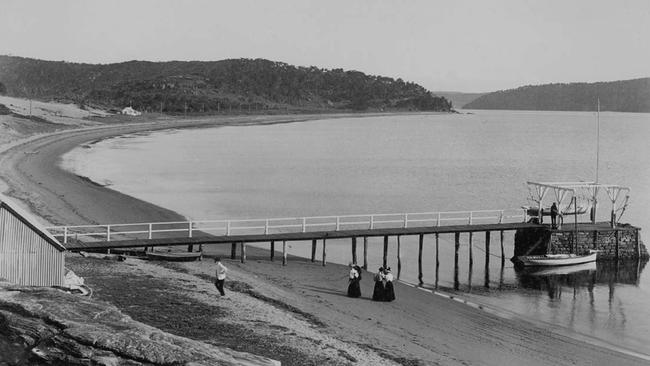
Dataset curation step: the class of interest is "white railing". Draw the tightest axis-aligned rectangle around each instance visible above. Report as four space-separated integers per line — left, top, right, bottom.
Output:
46 208 528 244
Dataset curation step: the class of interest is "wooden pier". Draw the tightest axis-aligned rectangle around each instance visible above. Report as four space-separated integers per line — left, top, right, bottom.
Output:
48 209 539 285
47 204 649 288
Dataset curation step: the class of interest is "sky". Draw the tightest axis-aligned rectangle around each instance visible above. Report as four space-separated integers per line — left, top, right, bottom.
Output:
0 0 648 92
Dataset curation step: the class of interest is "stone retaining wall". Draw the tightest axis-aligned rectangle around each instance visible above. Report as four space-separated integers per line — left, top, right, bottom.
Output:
514 225 649 259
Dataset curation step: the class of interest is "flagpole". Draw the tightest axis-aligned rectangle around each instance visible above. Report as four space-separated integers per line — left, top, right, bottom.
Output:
596 98 600 183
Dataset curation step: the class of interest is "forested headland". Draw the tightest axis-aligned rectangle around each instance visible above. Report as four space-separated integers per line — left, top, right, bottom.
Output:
463 78 650 112
0 56 452 114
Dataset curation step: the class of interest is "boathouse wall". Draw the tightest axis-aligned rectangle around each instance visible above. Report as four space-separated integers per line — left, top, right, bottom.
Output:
514 224 648 260
0 199 65 286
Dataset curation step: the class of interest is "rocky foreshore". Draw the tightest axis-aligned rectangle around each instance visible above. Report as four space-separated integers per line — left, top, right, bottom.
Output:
0 282 279 366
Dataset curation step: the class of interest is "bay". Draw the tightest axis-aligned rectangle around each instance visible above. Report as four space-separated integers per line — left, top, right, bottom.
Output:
61 110 650 353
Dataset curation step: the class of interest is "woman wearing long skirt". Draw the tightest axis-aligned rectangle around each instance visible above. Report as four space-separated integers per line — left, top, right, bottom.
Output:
347 263 361 298
383 267 395 302
372 267 385 301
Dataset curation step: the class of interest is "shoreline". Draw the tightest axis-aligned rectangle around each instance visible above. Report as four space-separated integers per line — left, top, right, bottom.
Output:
1 113 649 365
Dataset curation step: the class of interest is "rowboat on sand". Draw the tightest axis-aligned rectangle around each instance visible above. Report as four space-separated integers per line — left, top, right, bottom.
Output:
146 251 203 262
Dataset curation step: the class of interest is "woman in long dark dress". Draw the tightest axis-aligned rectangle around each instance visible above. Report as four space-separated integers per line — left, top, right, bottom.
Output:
383 267 396 302
347 263 361 298
372 267 385 301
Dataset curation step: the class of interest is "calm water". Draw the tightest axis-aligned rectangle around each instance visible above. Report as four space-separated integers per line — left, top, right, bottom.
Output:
62 110 650 353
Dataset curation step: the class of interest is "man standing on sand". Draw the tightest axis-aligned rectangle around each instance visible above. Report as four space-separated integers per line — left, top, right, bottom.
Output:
214 257 227 296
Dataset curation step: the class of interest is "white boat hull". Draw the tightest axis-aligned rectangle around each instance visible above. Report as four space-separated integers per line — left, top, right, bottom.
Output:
526 261 597 275
516 251 597 267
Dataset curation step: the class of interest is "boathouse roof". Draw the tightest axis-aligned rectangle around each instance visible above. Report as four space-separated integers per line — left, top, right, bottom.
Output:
0 197 66 252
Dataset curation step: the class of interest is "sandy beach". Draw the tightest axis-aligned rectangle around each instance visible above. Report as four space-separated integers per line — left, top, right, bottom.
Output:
1 114 649 365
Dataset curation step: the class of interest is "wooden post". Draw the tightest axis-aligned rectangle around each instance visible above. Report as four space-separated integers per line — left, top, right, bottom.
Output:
352 237 357 264
363 237 368 270
485 231 491 288
311 239 317 262
615 230 619 260
454 233 460 266
636 229 641 259
500 230 505 265
383 236 389 268
485 231 491 268
282 241 287 266
435 233 440 267
435 234 440 289
454 232 460 290
241 242 246 263
418 234 424 286
322 238 327 266
230 243 237 259
397 236 402 279
270 241 275 261
468 232 474 267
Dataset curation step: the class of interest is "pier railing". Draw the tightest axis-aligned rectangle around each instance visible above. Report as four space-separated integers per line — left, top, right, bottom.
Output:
46 209 528 244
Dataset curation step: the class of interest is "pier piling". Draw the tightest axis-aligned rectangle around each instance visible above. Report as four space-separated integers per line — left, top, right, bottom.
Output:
363 237 368 270
500 230 505 265
435 233 440 267
383 236 388 268
282 241 287 266
230 243 237 260
418 234 424 286
485 231 490 267
240 242 246 263
485 231 491 288
469 232 474 267
352 237 357 264
270 241 275 261
311 239 317 262
454 232 460 290
322 238 327 266
397 236 402 279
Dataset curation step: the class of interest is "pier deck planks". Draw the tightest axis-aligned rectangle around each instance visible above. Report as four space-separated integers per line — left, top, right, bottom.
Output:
63 222 542 251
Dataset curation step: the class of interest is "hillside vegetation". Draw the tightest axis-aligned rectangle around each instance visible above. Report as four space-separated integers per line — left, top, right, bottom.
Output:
0 56 452 114
433 91 484 110
464 78 650 112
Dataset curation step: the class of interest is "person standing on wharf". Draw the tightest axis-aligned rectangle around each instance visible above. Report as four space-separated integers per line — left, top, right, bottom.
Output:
214 257 228 296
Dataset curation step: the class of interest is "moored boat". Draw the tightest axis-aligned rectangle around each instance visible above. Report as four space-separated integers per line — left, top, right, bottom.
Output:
515 250 597 267
525 261 597 275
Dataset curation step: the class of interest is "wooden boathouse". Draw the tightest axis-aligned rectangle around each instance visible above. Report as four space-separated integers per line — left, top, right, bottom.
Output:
0 197 65 286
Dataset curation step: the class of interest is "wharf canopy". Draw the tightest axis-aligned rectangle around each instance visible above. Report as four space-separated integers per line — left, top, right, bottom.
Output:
525 181 630 227
0 197 65 286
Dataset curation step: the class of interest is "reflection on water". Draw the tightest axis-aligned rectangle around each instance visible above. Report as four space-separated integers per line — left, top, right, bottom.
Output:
439 258 649 351
516 259 647 300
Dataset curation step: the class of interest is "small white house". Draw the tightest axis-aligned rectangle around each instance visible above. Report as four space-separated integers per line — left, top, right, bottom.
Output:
0 197 65 286
121 107 142 116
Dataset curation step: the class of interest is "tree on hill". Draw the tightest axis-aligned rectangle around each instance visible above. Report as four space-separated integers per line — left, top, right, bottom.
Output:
464 78 650 113
0 55 452 113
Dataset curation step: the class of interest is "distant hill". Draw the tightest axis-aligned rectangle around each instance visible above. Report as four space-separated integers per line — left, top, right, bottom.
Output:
463 78 650 112
0 55 452 114
432 91 484 110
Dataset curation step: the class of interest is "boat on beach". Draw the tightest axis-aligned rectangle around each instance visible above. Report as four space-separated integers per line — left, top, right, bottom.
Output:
146 251 203 262
515 250 597 267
